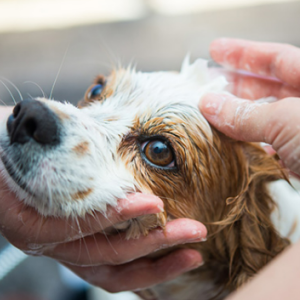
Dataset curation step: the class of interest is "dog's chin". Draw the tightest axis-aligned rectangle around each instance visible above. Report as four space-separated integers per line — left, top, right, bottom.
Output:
0 153 34 197
0 155 37 216
0 151 62 216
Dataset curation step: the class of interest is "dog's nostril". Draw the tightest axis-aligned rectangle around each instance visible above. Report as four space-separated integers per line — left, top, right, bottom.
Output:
24 118 37 139
7 99 60 145
13 103 21 118
6 114 15 135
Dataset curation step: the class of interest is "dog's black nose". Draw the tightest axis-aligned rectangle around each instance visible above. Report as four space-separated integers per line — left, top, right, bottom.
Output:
7 99 60 145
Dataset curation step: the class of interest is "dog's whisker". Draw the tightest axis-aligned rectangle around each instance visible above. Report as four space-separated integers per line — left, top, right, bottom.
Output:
74 217 94 266
49 45 70 100
23 81 47 99
0 98 8 106
70 217 83 265
1 78 23 102
95 38 120 71
92 211 118 256
0 79 17 105
85 215 105 272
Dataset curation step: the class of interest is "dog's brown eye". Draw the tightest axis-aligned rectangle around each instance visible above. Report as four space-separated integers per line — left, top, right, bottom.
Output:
143 140 174 167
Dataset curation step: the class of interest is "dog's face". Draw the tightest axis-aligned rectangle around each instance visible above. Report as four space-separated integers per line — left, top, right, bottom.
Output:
0 59 228 219
0 58 289 296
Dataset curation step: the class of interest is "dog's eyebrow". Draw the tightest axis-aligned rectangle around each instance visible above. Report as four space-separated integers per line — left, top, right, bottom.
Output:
94 75 106 85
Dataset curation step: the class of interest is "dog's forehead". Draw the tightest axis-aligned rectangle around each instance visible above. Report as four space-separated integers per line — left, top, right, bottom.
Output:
84 59 227 130
108 58 226 108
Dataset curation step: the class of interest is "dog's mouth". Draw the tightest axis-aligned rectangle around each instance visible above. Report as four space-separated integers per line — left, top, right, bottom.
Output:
0 151 36 197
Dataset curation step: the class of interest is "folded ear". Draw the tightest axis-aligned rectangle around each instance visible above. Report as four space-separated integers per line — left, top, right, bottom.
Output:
180 57 228 107
211 141 290 289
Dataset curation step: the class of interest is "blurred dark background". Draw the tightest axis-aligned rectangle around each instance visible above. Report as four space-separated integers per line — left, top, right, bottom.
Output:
0 0 300 299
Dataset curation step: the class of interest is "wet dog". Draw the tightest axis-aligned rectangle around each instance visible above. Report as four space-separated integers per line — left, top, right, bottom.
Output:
1 59 300 299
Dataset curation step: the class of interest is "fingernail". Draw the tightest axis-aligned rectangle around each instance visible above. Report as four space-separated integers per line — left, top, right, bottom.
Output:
193 260 205 268
188 229 207 243
157 205 164 212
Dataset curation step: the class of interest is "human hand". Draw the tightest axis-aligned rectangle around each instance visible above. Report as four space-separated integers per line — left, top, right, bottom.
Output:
0 106 206 292
200 38 300 175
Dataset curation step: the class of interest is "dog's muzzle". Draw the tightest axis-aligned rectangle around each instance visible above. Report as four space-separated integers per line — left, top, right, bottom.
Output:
6 99 60 145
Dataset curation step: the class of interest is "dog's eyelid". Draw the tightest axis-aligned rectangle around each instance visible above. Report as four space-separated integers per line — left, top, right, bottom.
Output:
140 140 148 151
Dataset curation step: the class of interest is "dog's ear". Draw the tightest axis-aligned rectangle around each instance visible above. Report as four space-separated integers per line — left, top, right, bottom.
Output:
208 141 290 289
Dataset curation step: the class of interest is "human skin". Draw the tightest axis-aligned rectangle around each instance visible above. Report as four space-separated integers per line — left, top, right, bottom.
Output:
0 106 206 292
200 38 300 299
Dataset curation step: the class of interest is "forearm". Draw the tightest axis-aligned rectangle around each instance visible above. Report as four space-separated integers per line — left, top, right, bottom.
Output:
227 240 300 300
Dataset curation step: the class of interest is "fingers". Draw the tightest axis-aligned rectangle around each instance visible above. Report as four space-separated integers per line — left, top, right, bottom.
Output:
199 93 298 143
0 186 164 248
224 71 300 100
199 93 273 142
210 38 300 88
44 219 207 266
63 248 203 293
199 94 300 174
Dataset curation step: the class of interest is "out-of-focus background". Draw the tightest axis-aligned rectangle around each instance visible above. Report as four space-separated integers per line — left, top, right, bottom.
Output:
0 0 300 299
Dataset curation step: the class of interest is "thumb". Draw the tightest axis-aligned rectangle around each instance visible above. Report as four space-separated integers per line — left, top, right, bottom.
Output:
199 93 281 143
199 93 300 174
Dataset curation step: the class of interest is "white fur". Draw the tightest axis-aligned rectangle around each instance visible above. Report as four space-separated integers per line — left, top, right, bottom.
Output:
269 180 300 243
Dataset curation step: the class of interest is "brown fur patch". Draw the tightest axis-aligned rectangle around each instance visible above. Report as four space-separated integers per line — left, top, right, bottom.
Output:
105 116 120 122
71 188 93 201
118 111 290 297
72 141 90 156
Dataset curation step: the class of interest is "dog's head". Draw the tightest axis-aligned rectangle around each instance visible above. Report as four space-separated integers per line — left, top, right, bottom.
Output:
0 59 289 293
0 58 228 217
